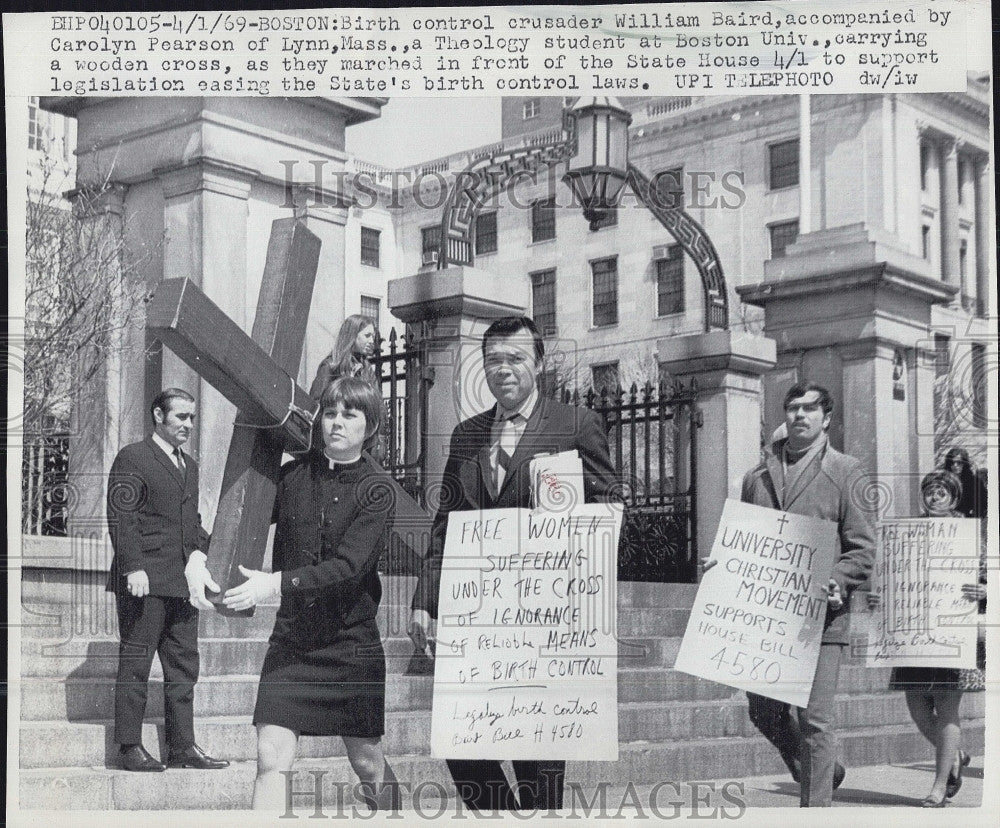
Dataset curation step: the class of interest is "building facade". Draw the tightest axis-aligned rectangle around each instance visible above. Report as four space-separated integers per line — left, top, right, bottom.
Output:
343 87 992 516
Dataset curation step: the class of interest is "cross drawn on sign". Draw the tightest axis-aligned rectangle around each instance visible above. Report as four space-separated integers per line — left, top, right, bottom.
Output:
146 218 427 616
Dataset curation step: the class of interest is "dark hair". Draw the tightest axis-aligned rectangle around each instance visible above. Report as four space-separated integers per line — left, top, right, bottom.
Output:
319 376 383 454
783 381 834 416
943 447 972 472
330 314 376 379
481 316 545 363
150 388 194 425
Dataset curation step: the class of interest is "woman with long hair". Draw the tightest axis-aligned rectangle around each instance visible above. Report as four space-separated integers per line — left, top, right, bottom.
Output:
869 458 986 808
310 314 378 398
224 377 399 812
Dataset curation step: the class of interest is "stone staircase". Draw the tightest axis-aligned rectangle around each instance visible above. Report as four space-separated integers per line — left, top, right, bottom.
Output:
17 569 986 810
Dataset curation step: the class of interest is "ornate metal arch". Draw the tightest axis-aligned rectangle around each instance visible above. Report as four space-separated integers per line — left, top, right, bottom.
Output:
436 115 729 331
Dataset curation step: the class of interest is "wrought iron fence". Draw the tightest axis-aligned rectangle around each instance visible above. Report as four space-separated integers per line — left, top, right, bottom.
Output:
21 432 70 536
560 380 701 582
371 324 432 508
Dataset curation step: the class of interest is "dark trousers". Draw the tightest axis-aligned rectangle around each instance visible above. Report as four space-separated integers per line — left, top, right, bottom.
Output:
446 759 565 811
747 642 843 807
114 593 200 751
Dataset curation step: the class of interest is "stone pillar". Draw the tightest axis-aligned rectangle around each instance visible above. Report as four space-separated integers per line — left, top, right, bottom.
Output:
66 186 128 539
42 95 386 535
657 330 776 562
387 266 530 492
291 191 350 389
939 138 960 286
799 94 812 235
158 161 254 527
740 224 958 522
973 158 991 316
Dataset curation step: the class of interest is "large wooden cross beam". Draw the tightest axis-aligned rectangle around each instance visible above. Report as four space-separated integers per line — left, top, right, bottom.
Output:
147 218 433 615
147 219 321 614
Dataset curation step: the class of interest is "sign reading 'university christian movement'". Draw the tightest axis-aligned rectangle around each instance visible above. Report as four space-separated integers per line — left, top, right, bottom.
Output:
430 504 624 760
867 518 980 669
674 500 837 707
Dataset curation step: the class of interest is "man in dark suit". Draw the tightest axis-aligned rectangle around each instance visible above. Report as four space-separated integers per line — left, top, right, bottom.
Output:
407 317 619 811
106 388 229 772
738 381 874 806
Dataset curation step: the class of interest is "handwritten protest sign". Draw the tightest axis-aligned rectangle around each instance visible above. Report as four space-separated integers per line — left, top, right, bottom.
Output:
674 499 836 707
430 504 623 760
866 518 980 668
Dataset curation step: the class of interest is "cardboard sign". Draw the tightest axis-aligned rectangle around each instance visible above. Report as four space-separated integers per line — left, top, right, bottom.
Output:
866 518 980 669
674 499 837 707
430 504 624 760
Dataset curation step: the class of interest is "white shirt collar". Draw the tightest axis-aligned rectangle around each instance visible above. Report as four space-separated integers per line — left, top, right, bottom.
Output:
325 451 361 469
496 387 539 424
152 431 179 459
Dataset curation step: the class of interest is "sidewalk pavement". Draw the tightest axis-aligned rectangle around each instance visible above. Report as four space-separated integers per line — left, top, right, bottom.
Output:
719 754 985 808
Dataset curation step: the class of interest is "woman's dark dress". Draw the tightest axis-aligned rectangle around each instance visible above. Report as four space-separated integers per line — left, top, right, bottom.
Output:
252 455 394 736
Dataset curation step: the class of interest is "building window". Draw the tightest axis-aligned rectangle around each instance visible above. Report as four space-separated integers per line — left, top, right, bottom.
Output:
28 96 45 152
653 166 684 209
591 257 618 327
531 197 556 242
957 158 965 204
531 269 556 336
768 138 799 190
922 225 931 260
769 220 799 259
421 225 441 264
475 211 498 255
934 333 951 377
360 295 381 331
591 362 620 395
959 238 968 279
656 245 685 316
590 207 618 230
523 98 541 120
920 142 929 191
971 343 987 428
360 227 380 268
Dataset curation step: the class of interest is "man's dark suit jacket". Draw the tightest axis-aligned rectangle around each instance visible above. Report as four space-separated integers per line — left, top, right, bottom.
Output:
412 397 619 618
741 437 874 645
106 435 210 598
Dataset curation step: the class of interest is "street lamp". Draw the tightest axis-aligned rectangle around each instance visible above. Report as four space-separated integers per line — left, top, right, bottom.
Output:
562 97 632 230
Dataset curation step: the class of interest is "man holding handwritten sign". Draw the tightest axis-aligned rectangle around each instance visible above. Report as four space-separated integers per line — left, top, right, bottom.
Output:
408 317 620 812
693 382 874 807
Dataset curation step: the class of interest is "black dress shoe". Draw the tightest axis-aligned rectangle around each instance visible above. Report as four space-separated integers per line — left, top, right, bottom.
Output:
120 744 166 772
166 743 230 770
945 750 969 799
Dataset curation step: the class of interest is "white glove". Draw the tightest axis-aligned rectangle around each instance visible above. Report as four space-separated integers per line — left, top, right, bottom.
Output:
222 565 281 612
184 551 221 610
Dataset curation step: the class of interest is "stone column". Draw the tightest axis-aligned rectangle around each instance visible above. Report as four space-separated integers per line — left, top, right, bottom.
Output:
158 161 255 527
657 330 776 562
387 266 530 492
66 186 129 541
939 138 960 286
291 189 351 388
973 157 991 316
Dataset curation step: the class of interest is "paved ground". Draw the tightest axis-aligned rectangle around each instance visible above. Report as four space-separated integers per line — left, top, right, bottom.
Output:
718 754 984 808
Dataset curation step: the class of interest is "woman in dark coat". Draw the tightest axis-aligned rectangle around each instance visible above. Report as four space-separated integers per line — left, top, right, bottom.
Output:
224 377 398 811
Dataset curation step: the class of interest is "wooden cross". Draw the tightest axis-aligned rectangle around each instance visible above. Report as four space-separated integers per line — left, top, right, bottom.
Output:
147 219 321 615
147 218 433 616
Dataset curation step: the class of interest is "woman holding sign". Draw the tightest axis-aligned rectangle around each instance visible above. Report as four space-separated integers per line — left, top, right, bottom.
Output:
223 377 400 811
869 464 987 808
